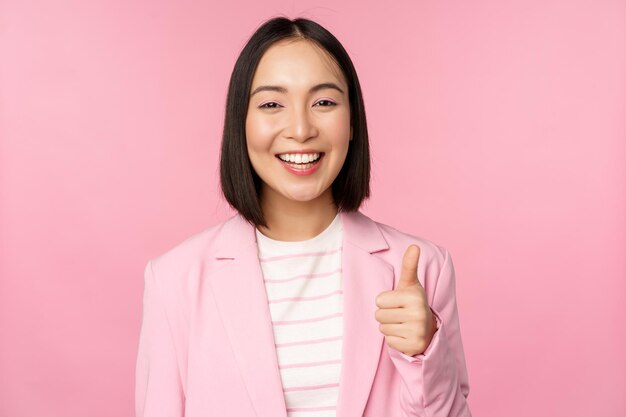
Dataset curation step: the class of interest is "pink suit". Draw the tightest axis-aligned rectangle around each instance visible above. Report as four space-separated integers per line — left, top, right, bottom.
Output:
135 210 472 417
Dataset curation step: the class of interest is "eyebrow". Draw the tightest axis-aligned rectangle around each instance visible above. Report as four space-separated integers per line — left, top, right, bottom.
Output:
250 82 345 97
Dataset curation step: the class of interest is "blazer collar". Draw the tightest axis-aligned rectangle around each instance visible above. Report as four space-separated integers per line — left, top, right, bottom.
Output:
212 210 389 259
208 210 393 417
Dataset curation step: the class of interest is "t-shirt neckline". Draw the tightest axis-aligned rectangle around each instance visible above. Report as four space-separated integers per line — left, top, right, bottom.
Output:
255 212 342 250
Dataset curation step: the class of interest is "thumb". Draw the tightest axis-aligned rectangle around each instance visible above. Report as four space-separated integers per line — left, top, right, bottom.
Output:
397 244 422 290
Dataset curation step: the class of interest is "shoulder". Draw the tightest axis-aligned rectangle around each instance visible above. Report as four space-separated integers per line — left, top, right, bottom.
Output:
356 212 452 290
145 215 236 288
376 218 448 263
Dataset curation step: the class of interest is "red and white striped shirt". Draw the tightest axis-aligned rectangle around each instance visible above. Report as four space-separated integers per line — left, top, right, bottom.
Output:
255 213 343 417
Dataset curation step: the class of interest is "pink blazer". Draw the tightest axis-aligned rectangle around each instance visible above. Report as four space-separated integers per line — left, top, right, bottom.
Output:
135 210 472 417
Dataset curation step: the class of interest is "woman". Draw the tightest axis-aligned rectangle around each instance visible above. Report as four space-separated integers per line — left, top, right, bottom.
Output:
135 16 472 417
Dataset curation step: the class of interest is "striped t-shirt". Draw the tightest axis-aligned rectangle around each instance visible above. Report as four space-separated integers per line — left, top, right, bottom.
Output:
255 213 343 417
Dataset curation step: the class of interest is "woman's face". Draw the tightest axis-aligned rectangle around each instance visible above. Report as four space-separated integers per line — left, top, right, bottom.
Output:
245 39 352 207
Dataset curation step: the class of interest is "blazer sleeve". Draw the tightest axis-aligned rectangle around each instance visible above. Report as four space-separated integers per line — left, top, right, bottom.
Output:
135 260 185 417
386 248 472 417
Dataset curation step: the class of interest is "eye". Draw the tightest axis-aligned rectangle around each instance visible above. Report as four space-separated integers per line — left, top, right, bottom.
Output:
314 99 337 107
258 102 282 109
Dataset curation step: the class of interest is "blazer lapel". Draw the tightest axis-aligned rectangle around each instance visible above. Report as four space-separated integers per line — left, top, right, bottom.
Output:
337 211 394 417
208 210 394 417
210 214 288 417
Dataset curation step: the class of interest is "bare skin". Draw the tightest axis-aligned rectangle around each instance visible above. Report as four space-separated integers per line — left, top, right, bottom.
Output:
245 38 351 241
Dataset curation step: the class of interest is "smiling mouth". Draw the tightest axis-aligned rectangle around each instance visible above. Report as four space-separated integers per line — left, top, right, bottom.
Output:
275 152 324 169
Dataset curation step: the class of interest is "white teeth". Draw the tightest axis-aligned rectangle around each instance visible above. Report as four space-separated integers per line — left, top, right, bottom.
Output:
278 153 320 164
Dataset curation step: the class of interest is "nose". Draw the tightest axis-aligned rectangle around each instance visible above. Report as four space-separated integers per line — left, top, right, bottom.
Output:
284 104 318 142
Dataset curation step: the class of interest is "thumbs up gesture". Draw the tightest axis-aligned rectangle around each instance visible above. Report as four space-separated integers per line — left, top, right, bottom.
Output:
375 244 438 357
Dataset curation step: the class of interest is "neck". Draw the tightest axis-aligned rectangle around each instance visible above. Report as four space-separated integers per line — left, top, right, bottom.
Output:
257 187 338 242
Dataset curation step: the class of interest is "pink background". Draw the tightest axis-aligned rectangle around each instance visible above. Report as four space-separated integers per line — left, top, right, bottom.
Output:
1 0 625 416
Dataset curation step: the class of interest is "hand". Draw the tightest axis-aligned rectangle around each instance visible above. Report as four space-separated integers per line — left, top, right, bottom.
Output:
375 244 438 357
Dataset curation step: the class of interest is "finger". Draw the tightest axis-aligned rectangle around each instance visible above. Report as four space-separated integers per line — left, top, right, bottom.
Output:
374 307 407 324
383 335 410 353
375 305 429 324
397 244 421 290
378 323 410 338
375 290 405 309
376 288 426 308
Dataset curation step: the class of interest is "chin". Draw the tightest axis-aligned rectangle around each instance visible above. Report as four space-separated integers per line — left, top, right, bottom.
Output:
283 193 320 203
280 187 327 203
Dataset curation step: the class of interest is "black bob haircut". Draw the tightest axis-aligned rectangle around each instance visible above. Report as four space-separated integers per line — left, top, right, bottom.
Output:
219 16 371 228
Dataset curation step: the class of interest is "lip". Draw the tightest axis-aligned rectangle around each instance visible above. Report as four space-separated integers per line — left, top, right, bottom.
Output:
276 152 324 176
275 149 324 156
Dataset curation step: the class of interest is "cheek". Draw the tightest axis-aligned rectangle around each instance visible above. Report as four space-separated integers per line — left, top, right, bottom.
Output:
327 112 351 149
245 116 272 153
246 114 279 153
327 106 351 133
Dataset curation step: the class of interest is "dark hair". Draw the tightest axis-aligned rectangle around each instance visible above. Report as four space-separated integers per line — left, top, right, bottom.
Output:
219 16 370 228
